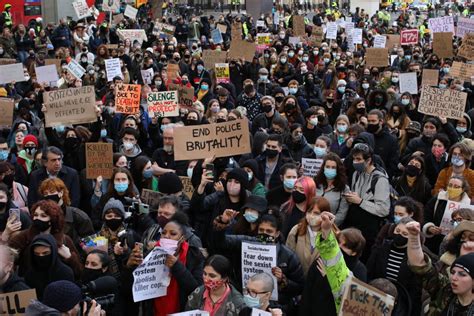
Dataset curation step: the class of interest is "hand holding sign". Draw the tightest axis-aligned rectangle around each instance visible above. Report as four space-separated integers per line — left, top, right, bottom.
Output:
165 254 178 268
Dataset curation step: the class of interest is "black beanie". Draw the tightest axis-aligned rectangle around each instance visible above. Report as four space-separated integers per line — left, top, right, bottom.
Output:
227 168 249 189
451 253 474 279
241 159 258 175
158 172 183 194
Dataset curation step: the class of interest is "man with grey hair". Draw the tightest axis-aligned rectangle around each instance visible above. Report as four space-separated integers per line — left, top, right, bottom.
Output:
0 244 30 293
152 125 188 176
251 96 284 135
240 272 283 316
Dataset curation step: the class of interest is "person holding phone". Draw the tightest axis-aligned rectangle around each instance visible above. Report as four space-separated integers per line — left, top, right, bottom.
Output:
0 183 31 243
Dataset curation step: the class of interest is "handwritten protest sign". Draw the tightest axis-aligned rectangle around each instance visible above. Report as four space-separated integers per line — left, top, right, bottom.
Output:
169 311 209 316
103 0 120 11
458 33 474 60
231 22 242 40
211 28 223 44
338 276 395 316
43 86 97 127
179 176 194 199
365 48 388 67
217 24 227 33
141 68 154 85
0 58 17 65
153 22 176 36
0 63 25 84
450 61 474 83
0 98 14 127
85 143 113 179
242 242 278 300
35 65 59 85
117 29 148 44
133 247 170 302
115 84 141 114
352 28 362 44
174 119 251 160
310 26 324 46
73 0 91 19
141 189 162 210
433 32 453 58
169 83 194 109
147 90 179 117
256 33 271 46
201 50 227 69
428 16 454 34
66 59 85 80
302 158 322 177
215 63 230 83
167 63 180 81
124 5 138 19
400 29 418 45
105 58 123 82
229 40 256 61
440 201 474 234
385 34 401 48
422 69 439 87
373 35 386 48
113 13 124 25
418 85 467 120
456 17 474 38
0 289 37 315
399 72 418 94
293 16 305 36
326 22 338 40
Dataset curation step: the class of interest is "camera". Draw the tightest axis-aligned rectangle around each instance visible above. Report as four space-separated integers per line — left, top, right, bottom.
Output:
123 197 150 215
80 276 117 314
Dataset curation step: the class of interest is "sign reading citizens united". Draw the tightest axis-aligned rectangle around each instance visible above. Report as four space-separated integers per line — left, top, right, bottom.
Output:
174 119 251 160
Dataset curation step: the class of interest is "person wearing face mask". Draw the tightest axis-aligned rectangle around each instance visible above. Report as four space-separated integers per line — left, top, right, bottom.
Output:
402 118 444 164
393 155 432 204
119 128 143 164
190 60 211 89
279 95 304 126
455 114 473 141
438 219 474 276
284 124 313 163
266 163 298 208
329 115 350 156
256 135 287 190
241 159 266 197
221 195 267 239
366 217 424 316
305 136 331 172
16 134 37 177
424 134 451 188
367 90 388 111
196 78 216 107
236 79 263 121
239 272 283 316
425 176 472 254
251 96 282 135
273 53 296 86
386 103 412 153
256 68 274 96
129 156 155 193
302 108 324 145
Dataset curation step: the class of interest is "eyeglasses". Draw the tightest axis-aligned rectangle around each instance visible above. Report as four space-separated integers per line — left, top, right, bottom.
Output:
243 288 269 298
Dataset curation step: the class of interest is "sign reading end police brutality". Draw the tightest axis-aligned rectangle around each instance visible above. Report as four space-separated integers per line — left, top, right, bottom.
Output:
418 86 467 120
173 119 251 161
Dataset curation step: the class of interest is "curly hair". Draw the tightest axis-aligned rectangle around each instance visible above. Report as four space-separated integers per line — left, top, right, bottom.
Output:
38 178 71 206
29 200 65 237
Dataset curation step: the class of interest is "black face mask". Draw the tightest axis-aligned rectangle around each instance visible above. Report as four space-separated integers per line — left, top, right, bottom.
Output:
262 105 273 113
405 164 421 177
366 123 380 134
82 267 104 283
33 219 51 232
292 190 306 204
341 248 358 269
64 137 80 150
275 96 284 103
216 118 226 123
157 215 170 228
43 194 61 203
244 85 254 94
105 218 122 231
186 119 199 126
356 108 366 114
265 149 279 158
2 174 13 188
392 234 408 248
374 96 384 104
33 254 52 269
0 201 6 211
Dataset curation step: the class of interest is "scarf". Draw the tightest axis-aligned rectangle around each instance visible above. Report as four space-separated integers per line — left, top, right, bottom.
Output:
153 240 189 316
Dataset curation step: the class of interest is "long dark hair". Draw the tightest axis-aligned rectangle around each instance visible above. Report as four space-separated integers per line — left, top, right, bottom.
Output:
314 153 348 192
399 155 428 197
130 156 152 192
106 167 136 197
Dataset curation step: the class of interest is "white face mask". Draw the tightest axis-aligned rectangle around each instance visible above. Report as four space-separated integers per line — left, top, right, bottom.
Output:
123 142 134 150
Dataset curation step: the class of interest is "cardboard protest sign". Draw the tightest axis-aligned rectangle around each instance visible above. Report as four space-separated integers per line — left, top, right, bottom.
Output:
105 58 123 82
211 28 223 44
338 276 395 316
418 85 467 120
103 0 120 12
229 40 256 61
373 35 386 48
124 5 138 19
215 63 230 84
169 83 194 109
169 311 209 316
117 29 148 44
201 50 227 69
0 58 17 65
85 143 113 179
231 22 242 40
422 69 439 87
456 17 474 38
458 33 474 60
399 72 418 94
326 22 338 40
173 119 251 161
428 16 455 34
147 90 179 117
141 189 162 210
115 84 141 114
217 24 227 33
105 44 119 50
45 59 62 73
400 29 418 45
433 32 453 58
141 68 154 85
302 158 323 177
35 65 59 85
152 22 175 36
310 26 324 46
241 242 278 300
365 48 388 67
0 63 25 84
73 0 91 19
0 289 37 315
179 176 194 199
0 98 14 127
385 34 401 49
66 59 85 80
256 33 271 46
450 61 474 83
166 63 180 82
440 201 474 234
292 16 305 36
113 13 124 25
43 86 97 127
132 247 170 302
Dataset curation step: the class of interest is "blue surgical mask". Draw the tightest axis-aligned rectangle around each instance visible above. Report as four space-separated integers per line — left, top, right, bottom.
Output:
456 126 467 134
324 168 337 180
114 183 129 193
143 169 153 179
401 99 410 105
259 75 268 81
55 125 65 133
0 150 8 161
187 167 194 178
100 129 107 138
324 58 330 64
362 83 370 90
197 65 204 72
451 155 465 167
443 67 450 73
283 178 296 190
453 221 460 228
201 84 209 91
243 212 259 223
394 215 402 224
160 125 167 132
314 147 326 158
289 87 298 95
337 125 348 133
302 56 309 62
338 86 346 93
247 172 253 181
439 84 447 89
243 295 261 308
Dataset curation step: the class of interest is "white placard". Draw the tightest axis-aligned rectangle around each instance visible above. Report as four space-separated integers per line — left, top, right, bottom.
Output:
124 5 138 19
141 68 154 85
241 242 278 300
288 36 300 45
35 65 59 85
132 247 170 302
302 158 323 177
256 20 265 28
344 21 354 34
251 308 272 316
456 17 474 38
326 22 338 40
169 311 210 316
72 0 91 19
352 28 363 44
105 58 123 82
399 72 418 95
428 16 455 34
66 59 85 80
440 200 474 235
0 63 25 84
374 35 386 48
102 0 120 12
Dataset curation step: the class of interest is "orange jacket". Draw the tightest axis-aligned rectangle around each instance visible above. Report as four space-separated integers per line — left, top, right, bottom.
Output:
433 166 474 197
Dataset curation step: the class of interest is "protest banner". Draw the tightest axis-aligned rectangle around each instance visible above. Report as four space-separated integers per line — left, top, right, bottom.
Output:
422 69 439 87
0 98 14 127
35 65 59 85
66 59 85 80
141 68 154 85
174 119 251 160
428 16 455 34
45 58 62 72
256 33 271 46
43 86 97 127
166 63 180 81
113 13 124 25
0 289 37 315
326 22 338 40
251 309 271 316
169 311 209 316
456 17 474 38
352 28 363 44
418 85 467 120
338 276 395 316
439 201 474 235
117 29 148 44
141 189 163 210
215 63 230 84
153 22 176 36
458 33 474 60
302 158 322 177
433 32 453 58
217 24 227 33
211 28 223 44
293 16 305 36
400 29 418 45
147 90 179 117
105 58 123 82
373 35 386 48
132 247 170 302
450 61 474 83
399 72 418 94
385 34 401 48
169 83 194 109
103 0 120 12
310 26 324 46
85 143 113 179
124 5 138 19
201 50 227 69
0 58 17 65
365 48 388 67
229 40 256 61
179 176 194 199
72 0 91 19
241 242 278 300
0 63 25 84
115 84 141 114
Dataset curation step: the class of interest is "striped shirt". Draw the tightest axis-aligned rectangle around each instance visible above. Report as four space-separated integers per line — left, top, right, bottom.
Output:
385 247 406 281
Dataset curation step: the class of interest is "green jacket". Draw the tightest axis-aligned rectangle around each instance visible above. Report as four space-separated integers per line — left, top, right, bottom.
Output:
251 182 266 197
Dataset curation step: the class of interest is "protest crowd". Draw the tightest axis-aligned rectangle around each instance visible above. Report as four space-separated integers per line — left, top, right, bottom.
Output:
0 0 473 315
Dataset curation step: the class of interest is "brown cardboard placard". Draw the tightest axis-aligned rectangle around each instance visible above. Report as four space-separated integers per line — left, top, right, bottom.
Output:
422 69 439 86
231 22 242 40
385 34 401 49
433 32 454 58
201 50 228 69
418 85 467 120
0 58 17 65
166 63 180 81
365 48 389 67
169 83 194 109
0 289 37 315
115 84 141 114
0 98 14 127
449 61 474 82
228 40 256 62
85 143 113 179
141 189 163 210
179 176 194 199
458 33 474 60
292 16 306 36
